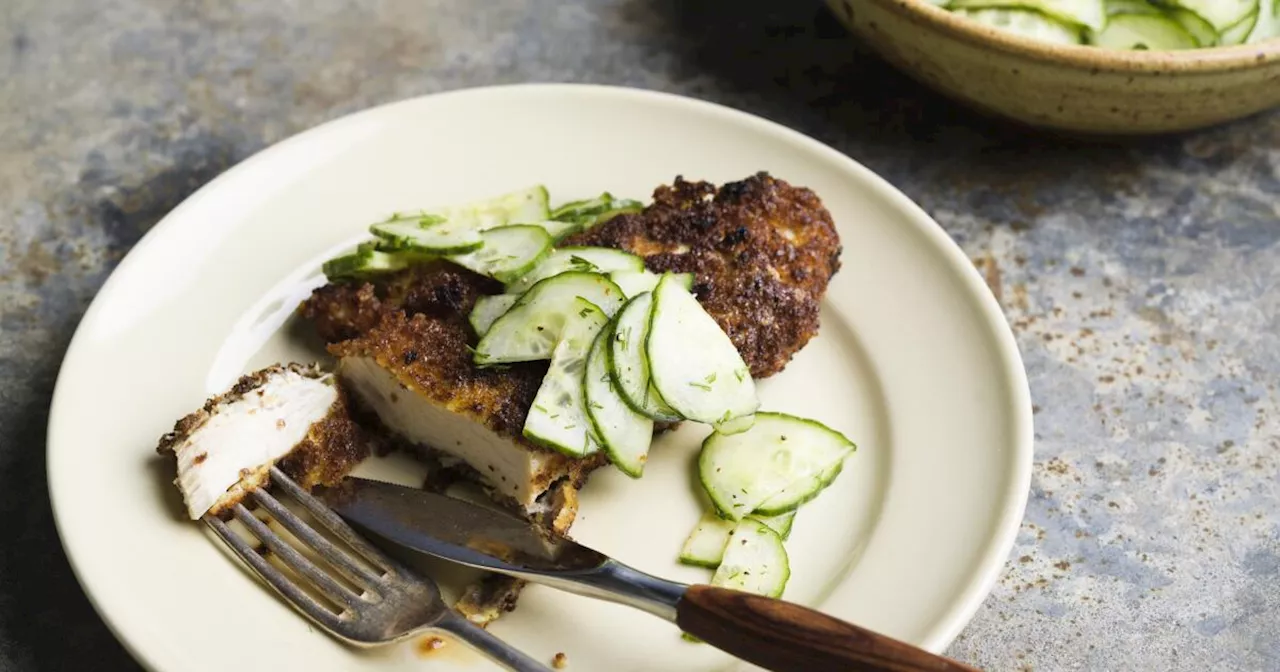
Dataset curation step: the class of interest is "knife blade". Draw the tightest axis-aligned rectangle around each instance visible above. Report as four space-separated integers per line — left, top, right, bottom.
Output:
316 476 606 574
315 476 689 621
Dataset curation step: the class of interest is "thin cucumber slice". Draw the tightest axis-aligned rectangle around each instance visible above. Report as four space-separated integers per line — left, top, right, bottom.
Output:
759 510 797 539
438 185 551 231
713 413 755 436
1167 7 1219 46
711 519 790 598
370 214 484 255
609 270 694 298
678 509 799 569
469 294 520 337
506 247 645 294
322 243 421 280
608 293 683 422
699 412 856 520
551 193 644 225
755 461 845 516
679 513 735 568
1105 0 1159 15
1167 0 1258 32
329 187 550 278
446 225 553 284
475 272 625 365
647 274 758 426
523 299 608 457
1093 12 1199 49
550 193 616 221
1221 10 1260 44
527 219 584 242
580 203 642 230
955 8 1084 45
584 322 654 478
609 270 662 298
375 186 549 254
949 0 1105 31
1248 0 1279 43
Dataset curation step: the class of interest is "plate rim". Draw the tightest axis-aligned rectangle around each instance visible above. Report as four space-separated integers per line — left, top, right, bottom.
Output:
47 83 1033 669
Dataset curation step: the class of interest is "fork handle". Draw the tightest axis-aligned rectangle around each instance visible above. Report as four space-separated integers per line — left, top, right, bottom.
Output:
435 610 553 672
676 585 982 672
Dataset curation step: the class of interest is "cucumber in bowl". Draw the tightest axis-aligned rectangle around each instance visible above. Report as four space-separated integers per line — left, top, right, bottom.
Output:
950 0 1105 32
953 7 1086 44
942 0 1279 49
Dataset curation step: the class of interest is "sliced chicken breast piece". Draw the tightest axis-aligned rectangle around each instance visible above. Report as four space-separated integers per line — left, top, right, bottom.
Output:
330 311 607 517
156 363 372 519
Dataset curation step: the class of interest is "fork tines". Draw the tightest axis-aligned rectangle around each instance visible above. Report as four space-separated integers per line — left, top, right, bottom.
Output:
204 467 394 632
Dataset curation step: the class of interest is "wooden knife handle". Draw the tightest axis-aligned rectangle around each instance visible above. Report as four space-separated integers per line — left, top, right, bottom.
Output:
675 585 982 672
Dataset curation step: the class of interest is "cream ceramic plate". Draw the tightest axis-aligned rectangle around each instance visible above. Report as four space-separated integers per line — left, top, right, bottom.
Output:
48 84 1032 671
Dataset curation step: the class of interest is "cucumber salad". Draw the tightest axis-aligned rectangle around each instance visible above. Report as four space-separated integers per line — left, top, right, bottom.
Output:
935 0 1279 49
323 186 858 610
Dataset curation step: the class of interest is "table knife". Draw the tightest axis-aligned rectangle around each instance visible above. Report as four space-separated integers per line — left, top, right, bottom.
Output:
316 476 980 672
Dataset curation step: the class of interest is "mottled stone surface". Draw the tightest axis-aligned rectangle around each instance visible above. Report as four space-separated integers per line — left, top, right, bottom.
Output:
1 1 1277 669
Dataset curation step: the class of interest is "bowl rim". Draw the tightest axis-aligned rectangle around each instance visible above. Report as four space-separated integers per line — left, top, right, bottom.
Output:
843 0 1280 73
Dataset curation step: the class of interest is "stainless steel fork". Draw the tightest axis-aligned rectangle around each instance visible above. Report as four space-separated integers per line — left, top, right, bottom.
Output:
204 465 549 671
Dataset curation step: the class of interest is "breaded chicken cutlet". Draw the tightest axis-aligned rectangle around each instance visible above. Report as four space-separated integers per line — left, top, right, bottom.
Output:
564 172 841 378
301 171 840 514
299 172 841 623
303 263 599 626
303 261 607 527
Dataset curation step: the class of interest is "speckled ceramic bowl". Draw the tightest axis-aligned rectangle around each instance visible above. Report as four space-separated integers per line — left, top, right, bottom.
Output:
826 0 1280 134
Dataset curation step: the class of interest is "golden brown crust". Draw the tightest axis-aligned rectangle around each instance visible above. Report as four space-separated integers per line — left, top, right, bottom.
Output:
536 480 582 537
454 575 527 626
301 282 385 344
563 172 841 378
331 310 550 441
276 397 373 492
301 261 502 344
304 262 556 443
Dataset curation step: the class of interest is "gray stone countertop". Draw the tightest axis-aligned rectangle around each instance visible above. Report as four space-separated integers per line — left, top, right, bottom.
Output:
2 1 1277 670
